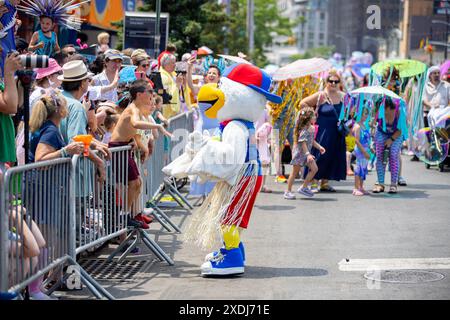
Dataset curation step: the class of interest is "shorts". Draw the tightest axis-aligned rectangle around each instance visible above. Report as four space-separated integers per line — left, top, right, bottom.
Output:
108 141 140 182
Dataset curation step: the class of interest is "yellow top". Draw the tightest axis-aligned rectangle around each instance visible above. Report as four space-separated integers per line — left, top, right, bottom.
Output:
160 67 180 119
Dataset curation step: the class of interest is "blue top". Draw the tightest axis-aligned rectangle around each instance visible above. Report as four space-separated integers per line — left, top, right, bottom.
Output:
60 91 88 144
29 120 66 163
35 30 57 57
354 126 371 159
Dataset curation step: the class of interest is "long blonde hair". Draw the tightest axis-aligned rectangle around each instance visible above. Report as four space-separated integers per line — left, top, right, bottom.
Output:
30 91 67 133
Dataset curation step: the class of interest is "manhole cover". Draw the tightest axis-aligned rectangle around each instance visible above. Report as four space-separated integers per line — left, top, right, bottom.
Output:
79 259 147 281
364 270 445 284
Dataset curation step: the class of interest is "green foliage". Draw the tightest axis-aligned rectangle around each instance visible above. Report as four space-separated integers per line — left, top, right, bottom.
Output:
111 20 124 51
138 0 291 67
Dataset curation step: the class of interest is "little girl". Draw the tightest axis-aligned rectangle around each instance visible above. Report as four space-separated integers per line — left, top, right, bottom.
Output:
352 107 372 196
285 108 325 199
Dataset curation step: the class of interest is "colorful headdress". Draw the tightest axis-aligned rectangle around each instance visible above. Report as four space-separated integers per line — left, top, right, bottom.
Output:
203 55 226 76
17 0 90 31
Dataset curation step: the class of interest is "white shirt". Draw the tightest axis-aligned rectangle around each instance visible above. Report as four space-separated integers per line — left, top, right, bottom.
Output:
423 81 450 110
91 71 118 102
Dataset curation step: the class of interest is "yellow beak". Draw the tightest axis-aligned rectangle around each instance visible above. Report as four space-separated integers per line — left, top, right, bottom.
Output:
197 83 225 119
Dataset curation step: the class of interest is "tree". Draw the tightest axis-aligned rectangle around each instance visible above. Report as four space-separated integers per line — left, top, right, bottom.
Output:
139 0 291 67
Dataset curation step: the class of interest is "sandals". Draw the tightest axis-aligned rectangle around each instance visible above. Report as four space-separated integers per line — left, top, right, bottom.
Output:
352 189 364 196
372 184 385 193
388 185 398 194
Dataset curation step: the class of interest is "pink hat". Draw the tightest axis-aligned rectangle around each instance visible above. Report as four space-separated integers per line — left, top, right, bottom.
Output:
35 58 62 80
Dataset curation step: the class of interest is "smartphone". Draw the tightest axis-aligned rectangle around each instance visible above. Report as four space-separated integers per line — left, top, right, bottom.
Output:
191 50 197 59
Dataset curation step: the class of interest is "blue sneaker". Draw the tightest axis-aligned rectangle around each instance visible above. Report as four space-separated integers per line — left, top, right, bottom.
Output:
201 247 244 276
205 242 246 264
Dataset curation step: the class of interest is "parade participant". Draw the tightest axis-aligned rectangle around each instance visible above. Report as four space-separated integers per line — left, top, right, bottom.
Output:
352 106 371 196
285 107 325 199
164 64 282 276
372 97 406 194
299 70 347 192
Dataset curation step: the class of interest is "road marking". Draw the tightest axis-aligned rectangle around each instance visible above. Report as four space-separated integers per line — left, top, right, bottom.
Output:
338 258 450 271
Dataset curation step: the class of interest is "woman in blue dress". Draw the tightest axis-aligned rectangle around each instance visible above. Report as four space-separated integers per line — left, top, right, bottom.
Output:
299 70 347 192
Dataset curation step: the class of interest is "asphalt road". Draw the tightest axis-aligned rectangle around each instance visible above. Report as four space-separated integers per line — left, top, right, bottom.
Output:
64 155 450 300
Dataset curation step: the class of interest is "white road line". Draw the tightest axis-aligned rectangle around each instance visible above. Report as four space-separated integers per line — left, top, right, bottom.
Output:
338 258 450 271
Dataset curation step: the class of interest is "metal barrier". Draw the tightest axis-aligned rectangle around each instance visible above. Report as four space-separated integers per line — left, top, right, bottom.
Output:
0 159 112 299
149 111 195 212
0 111 197 299
72 146 174 266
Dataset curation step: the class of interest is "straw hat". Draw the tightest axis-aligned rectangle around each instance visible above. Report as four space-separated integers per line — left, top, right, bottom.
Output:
58 60 94 82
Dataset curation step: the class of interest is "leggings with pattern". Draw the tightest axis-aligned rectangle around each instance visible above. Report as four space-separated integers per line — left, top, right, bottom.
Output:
375 129 402 185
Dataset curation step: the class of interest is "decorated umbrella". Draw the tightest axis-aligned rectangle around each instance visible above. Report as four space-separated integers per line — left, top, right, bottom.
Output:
272 57 332 81
218 54 252 65
343 86 408 142
371 59 427 79
440 60 450 77
197 46 213 56
350 85 402 100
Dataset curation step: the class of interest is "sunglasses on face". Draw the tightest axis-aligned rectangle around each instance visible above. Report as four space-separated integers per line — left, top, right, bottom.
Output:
141 64 149 68
328 79 340 84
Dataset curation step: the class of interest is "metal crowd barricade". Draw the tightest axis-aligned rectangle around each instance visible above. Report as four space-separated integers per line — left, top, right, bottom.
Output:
150 111 195 212
0 159 112 299
71 146 173 266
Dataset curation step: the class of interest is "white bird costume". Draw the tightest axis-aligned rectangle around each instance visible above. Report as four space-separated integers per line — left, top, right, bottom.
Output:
163 64 282 276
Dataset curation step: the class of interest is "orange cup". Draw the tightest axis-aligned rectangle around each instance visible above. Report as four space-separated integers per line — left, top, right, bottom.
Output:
73 134 93 156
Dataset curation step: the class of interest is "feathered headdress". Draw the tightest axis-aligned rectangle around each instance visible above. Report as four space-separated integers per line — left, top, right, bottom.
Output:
17 0 90 31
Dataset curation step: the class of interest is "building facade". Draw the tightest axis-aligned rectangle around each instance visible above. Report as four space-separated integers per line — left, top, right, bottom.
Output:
327 0 401 62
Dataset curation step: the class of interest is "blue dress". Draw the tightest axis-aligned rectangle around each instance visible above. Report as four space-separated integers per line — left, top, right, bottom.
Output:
189 103 220 196
306 101 347 181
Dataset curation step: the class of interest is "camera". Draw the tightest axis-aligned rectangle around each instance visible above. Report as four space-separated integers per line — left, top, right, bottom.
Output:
149 71 173 104
8 51 49 69
20 54 49 69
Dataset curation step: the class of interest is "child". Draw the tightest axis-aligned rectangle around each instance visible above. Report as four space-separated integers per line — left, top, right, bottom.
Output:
109 80 172 229
352 107 372 196
285 108 325 199
19 0 86 57
97 32 110 54
28 16 60 57
101 111 118 145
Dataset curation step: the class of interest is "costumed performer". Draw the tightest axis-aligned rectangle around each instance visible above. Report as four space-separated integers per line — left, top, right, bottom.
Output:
163 63 282 276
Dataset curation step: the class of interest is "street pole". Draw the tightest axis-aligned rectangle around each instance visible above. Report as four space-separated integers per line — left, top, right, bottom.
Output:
224 0 231 55
154 0 161 58
247 0 254 59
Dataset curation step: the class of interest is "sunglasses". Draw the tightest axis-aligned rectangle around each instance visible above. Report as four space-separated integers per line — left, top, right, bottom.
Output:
141 64 150 68
328 79 340 84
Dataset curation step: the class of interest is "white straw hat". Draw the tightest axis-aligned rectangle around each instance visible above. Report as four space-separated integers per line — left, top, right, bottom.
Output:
58 60 94 82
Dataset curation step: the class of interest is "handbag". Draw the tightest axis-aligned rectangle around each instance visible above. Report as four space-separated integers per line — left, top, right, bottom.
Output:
329 96 349 137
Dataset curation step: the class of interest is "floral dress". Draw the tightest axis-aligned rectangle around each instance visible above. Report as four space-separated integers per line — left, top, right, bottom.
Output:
291 126 314 166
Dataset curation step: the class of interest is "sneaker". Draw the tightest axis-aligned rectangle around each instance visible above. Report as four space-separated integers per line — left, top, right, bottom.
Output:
135 213 153 224
398 177 407 186
283 191 296 200
310 183 319 193
297 187 314 197
127 217 149 229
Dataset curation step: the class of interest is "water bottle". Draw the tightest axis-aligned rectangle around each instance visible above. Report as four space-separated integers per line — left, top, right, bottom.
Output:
382 147 390 166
